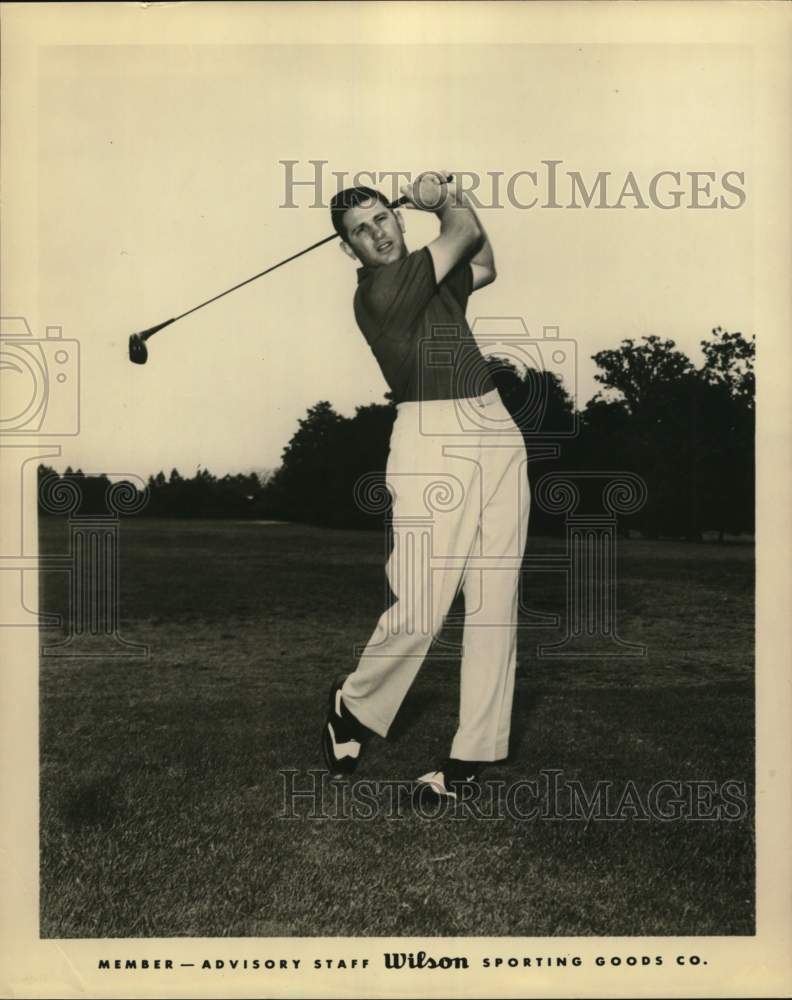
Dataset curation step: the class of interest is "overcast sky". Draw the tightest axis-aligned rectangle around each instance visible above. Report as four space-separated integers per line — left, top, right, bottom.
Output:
33 39 753 479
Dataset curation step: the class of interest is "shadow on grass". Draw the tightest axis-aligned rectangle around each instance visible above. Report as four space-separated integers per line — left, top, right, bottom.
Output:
506 683 544 764
59 773 123 831
387 688 434 742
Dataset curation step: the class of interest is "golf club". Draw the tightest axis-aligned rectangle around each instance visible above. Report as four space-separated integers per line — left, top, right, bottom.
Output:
127 176 452 365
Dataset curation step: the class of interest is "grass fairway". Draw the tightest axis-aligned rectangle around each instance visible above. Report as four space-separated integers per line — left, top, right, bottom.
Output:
39 518 754 938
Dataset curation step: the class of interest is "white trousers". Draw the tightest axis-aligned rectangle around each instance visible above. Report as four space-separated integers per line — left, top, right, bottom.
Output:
342 388 530 762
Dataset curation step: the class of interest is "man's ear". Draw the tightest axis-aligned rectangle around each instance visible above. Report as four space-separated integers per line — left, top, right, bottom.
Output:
394 209 406 234
339 240 358 262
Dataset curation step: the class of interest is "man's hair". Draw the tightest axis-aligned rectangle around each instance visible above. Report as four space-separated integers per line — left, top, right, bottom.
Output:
330 186 391 241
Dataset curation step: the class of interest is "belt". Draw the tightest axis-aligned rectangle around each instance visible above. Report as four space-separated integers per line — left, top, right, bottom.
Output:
397 387 501 411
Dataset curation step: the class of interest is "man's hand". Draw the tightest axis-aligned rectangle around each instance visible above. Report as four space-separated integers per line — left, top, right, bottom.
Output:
400 171 452 213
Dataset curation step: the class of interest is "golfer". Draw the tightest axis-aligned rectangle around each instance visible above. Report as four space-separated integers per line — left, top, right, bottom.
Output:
322 171 530 799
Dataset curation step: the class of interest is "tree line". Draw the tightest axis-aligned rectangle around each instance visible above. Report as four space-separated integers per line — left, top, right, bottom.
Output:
39 327 754 541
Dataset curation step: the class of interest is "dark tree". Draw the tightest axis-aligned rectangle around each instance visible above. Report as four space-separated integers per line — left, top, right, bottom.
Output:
588 330 754 540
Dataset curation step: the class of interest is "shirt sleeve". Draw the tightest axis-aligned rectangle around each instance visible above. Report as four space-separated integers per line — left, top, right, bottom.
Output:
355 247 437 343
441 259 474 311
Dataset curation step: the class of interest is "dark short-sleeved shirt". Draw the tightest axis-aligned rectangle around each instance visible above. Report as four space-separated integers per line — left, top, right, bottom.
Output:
354 247 494 403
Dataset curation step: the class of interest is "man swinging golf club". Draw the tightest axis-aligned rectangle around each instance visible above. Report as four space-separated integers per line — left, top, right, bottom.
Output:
322 170 530 800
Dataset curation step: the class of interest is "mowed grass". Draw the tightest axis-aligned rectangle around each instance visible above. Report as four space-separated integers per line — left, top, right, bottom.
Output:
38 518 754 938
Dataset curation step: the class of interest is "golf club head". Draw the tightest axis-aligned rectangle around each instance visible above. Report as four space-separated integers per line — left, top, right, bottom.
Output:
128 333 149 365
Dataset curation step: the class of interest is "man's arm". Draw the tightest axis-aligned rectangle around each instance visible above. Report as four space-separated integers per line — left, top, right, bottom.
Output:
400 172 480 285
464 196 497 291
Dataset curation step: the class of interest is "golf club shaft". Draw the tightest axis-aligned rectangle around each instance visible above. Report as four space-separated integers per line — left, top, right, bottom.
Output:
139 192 413 342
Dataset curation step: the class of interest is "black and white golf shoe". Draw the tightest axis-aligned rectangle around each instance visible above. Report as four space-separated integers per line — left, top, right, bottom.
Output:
322 675 369 777
413 758 482 803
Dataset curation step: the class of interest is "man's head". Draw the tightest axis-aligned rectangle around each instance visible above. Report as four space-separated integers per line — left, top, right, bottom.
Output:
330 186 407 268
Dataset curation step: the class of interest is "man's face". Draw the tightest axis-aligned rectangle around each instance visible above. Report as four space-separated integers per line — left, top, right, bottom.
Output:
341 198 407 268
